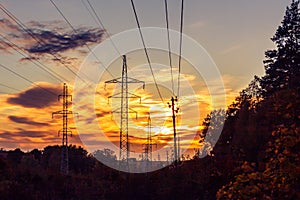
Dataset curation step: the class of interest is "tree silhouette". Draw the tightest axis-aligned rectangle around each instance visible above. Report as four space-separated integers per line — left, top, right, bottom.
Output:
216 2 300 198
261 0 300 96
216 90 300 200
200 109 226 157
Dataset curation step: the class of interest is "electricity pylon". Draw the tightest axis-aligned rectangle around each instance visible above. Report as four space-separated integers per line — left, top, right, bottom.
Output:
105 55 144 165
168 96 179 165
52 83 77 175
143 112 154 171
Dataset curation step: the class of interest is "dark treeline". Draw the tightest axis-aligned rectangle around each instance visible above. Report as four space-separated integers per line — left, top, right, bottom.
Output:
0 1 299 199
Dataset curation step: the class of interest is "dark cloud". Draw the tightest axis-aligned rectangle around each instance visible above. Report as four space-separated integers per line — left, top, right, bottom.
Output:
8 116 49 126
51 55 78 66
19 56 39 63
26 27 104 54
16 129 49 138
0 41 12 54
0 130 48 139
0 19 104 55
26 21 48 29
96 111 111 118
77 49 88 55
7 84 60 108
0 18 20 32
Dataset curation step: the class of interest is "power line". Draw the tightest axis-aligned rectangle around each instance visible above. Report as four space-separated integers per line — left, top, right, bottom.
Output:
177 0 184 98
0 4 83 82
84 0 122 56
83 0 136 76
81 0 139 79
164 0 175 96
0 4 87 83
49 0 115 79
83 0 138 80
0 63 57 96
0 83 20 92
81 0 101 28
0 33 67 83
130 0 165 104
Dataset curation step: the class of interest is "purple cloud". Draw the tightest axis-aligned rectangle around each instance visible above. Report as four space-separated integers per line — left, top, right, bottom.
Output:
7 84 60 108
8 116 49 126
27 27 104 54
0 19 104 55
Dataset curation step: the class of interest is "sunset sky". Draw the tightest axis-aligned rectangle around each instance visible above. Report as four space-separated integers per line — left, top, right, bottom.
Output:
0 0 290 159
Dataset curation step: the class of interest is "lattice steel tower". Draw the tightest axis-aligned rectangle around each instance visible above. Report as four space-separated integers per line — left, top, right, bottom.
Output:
105 55 144 163
168 96 179 164
52 83 77 175
143 112 154 171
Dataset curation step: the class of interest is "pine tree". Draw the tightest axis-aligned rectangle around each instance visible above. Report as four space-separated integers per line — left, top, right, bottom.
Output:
261 0 300 96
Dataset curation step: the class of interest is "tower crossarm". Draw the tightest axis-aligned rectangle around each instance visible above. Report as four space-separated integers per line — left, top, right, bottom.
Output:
105 77 122 85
